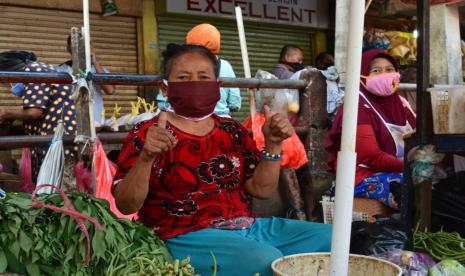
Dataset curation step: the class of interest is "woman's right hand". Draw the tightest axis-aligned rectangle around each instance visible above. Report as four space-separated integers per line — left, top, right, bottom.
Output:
141 112 176 161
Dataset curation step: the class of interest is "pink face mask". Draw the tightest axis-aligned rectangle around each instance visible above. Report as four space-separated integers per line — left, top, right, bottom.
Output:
361 72 400 97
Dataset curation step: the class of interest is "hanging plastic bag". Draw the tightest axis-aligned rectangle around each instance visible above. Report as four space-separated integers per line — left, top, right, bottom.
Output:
75 161 92 193
243 113 308 169
19 148 35 192
255 70 300 115
407 145 446 185
36 122 65 194
94 139 137 220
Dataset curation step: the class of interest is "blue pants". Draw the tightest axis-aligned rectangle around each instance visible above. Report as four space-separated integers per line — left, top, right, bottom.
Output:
354 173 403 209
165 217 332 276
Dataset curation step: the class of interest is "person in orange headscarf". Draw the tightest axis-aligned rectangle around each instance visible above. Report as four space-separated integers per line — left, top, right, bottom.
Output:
156 23 241 118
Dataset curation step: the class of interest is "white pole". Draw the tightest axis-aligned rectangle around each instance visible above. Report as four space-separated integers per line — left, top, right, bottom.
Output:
235 6 256 121
329 1 365 275
334 0 350 87
83 0 91 73
82 0 96 138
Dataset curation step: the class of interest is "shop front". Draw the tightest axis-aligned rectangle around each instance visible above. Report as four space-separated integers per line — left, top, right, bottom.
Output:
0 0 143 116
155 0 329 120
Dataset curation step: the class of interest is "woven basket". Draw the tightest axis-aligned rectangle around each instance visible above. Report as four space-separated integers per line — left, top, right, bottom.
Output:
272 253 402 276
353 198 395 222
321 196 395 224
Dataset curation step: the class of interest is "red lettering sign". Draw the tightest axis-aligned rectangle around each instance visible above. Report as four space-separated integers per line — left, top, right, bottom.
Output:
304 9 316 23
277 6 289 21
219 0 233 15
205 0 217 13
187 0 201 11
263 4 276 19
291 8 302 22
234 0 248 16
249 2 261 18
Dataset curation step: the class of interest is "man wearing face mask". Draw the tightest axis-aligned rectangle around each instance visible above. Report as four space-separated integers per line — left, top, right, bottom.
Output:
272 45 305 80
325 49 416 209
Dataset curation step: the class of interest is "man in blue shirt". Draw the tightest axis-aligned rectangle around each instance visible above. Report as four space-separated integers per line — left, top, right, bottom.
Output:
58 35 116 126
157 23 241 118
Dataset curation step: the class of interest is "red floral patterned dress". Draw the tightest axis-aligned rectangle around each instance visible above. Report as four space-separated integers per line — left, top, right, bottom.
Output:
114 115 261 239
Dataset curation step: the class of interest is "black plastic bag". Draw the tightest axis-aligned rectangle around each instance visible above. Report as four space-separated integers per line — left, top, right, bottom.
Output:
350 217 411 255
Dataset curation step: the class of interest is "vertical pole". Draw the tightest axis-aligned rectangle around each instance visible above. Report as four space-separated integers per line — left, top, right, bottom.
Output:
334 0 350 87
329 1 365 275
416 0 430 145
83 0 91 73
71 27 95 192
235 6 256 121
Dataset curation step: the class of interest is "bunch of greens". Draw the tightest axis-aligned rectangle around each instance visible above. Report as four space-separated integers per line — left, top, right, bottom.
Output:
414 225 465 265
0 192 196 276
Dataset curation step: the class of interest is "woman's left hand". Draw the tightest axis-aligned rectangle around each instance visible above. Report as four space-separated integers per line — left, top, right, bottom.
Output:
261 105 293 145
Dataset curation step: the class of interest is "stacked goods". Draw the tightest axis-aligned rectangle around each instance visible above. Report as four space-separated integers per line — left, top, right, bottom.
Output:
385 31 416 64
0 192 196 276
104 97 159 131
363 28 417 64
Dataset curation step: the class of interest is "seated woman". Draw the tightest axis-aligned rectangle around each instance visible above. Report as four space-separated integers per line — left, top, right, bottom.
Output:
113 44 331 276
325 49 416 209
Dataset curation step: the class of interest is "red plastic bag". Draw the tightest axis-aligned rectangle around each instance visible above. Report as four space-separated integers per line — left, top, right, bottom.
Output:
19 148 35 192
243 113 308 169
75 161 92 193
94 139 137 220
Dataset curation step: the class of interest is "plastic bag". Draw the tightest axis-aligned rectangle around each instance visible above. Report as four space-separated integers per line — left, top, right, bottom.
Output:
94 139 137 220
350 217 410 256
243 113 308 169
407 145 446 185
74 161 92 193
429 260 465 276
255 70 300 115
376 249 435 276
19 148 35 192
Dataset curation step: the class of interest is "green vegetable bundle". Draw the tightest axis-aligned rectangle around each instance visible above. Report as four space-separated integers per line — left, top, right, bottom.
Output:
414 226 465 265
0 192 196 275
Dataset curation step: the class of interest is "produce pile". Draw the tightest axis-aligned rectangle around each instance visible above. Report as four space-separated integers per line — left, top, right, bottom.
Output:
414 226 465 265
0 192 197 276
102 97 158 131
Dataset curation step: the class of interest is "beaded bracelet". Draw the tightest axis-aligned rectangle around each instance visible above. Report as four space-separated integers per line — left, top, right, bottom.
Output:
260 148 283 161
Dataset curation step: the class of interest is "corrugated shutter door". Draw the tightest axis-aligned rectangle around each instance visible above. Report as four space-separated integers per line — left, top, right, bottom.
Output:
0 5 139 116
157 17 313 122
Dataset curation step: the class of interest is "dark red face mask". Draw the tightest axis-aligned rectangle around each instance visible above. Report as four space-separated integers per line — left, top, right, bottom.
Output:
167 81 220 120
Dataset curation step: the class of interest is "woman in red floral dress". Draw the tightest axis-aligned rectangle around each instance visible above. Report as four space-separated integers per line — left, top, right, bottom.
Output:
113 44 331 276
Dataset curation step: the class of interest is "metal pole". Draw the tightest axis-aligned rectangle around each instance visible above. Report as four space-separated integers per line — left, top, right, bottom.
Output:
329 1 365 275
0 71 73 84
0 133 128 150
0 72 308 89
417 0 430 144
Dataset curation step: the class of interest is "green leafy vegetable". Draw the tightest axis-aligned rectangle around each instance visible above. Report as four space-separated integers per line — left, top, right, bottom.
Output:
0 192 198 275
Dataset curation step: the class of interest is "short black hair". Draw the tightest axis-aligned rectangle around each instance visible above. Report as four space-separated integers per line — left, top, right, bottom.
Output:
279 45 303 60
315 52 333 63
0 51 37 71
162 43 220 79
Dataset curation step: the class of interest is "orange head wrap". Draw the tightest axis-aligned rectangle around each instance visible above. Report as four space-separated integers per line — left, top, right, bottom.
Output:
185 23 221 54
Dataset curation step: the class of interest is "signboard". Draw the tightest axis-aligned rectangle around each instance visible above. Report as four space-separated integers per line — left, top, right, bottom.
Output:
166 0 328 28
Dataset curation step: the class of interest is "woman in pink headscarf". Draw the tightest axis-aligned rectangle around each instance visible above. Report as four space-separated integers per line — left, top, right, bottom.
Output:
325 49 416 209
